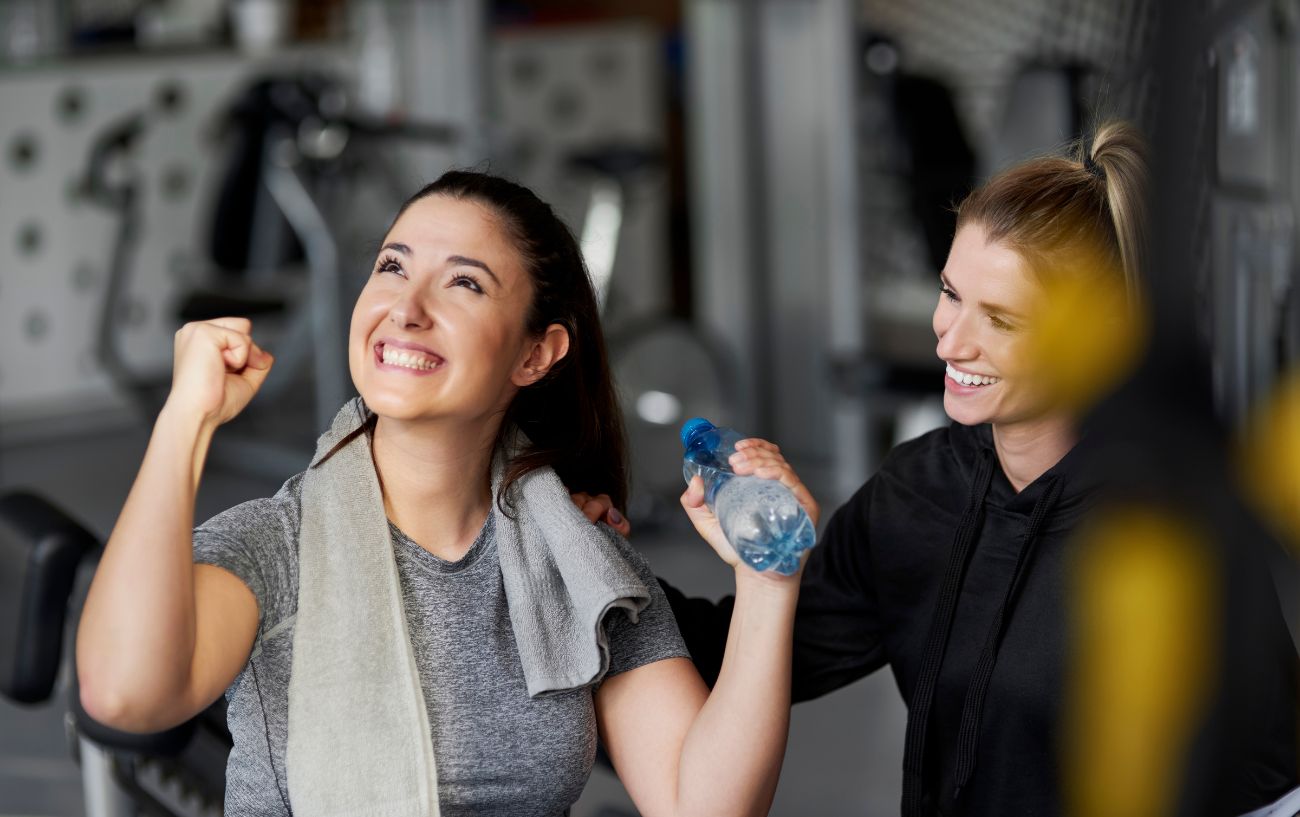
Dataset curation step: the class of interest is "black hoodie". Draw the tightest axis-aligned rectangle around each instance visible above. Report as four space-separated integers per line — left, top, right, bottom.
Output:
660 421 1297 815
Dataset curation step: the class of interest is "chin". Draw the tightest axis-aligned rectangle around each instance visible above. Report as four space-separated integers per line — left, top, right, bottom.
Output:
353 385 422 420
942 393 993 427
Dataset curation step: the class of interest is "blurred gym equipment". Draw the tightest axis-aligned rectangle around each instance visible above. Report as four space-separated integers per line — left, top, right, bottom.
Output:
569 144 737 524
81 73 459 476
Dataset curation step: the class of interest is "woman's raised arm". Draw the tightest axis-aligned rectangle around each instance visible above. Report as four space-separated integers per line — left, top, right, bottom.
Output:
76 318 272 733
595 440 817 817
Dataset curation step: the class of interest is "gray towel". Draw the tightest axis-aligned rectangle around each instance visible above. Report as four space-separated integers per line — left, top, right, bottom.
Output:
287 399 651 815
491 424 651 697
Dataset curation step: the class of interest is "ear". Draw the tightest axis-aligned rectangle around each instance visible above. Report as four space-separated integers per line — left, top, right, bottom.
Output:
512 323 570 387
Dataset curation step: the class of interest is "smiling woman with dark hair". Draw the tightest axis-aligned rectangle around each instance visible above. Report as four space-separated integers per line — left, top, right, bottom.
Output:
74 170 815 817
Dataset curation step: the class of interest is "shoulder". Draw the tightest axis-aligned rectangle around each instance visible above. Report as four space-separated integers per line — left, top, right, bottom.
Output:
826 422 980 532
878 423 962 473
195 471 305 547
593 523 653 573
583 522 671 621
193 472 305 639
874 422 985 494
593 525 690 675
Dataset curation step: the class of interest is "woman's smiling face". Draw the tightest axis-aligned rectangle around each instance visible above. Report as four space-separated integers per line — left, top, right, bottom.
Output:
348 194 541 425
933 223 1054 428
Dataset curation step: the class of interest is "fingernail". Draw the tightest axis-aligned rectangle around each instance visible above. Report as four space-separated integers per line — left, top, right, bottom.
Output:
609 508 623 524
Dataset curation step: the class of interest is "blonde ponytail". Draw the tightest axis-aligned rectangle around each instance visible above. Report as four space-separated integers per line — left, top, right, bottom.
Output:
1084 121 1148 303
956 119 1149 302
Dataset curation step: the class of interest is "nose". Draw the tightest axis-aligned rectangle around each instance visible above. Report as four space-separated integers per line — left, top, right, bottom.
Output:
934 301 977 362
388 287 433 331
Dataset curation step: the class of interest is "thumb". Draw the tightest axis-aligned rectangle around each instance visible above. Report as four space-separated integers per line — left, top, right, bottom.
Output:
680 475 735 565
681 475 707 510
239 346 274 390
246 343 274 371
680 476 719 532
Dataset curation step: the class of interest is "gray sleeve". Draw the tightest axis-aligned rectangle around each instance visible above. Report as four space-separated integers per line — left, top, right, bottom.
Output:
598 525 691 678
192 472 303 637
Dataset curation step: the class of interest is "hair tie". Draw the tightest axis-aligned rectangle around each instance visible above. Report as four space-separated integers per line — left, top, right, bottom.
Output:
1083 153 1106 181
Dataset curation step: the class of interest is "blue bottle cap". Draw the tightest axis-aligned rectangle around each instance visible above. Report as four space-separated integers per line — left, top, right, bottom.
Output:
680 417 714 448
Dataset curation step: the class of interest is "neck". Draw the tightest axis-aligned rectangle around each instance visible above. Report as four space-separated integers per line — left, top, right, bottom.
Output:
990 415 1076 493
370 415 500 559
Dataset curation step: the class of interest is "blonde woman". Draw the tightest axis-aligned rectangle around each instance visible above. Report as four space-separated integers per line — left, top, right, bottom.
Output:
583 122 1298 816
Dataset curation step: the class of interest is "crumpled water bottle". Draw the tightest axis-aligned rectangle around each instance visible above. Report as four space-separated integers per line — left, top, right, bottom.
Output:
680 418 815 575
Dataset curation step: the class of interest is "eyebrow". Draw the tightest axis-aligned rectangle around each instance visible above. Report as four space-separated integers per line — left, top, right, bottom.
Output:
380 243 501 288
939 273 1028 321
447 254 501 287
980 300 1027 322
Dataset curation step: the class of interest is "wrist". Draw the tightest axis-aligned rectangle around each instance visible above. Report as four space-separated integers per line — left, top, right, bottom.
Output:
732 564 802 600
155 401 220 458
158 398 218 435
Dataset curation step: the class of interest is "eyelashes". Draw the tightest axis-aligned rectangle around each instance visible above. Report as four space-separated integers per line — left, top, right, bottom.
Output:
373 254 484 295
940 284 1018 332
451 273 483 294
375 253 405 277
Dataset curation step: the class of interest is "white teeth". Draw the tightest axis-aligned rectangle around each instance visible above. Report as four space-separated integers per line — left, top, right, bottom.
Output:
946 364 999 387
383 346 438 371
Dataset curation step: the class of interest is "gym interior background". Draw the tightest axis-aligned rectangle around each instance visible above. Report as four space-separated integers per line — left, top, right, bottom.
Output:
1 0 1297 815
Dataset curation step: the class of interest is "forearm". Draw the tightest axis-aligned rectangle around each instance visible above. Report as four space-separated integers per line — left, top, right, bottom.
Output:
76 403 216 724
673 572 798 817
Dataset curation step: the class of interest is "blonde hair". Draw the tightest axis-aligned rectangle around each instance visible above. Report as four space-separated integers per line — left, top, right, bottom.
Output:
956 120 1148 302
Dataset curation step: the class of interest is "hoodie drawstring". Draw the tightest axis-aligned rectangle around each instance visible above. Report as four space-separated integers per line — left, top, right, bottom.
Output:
952 475 1063 800
902 449 995 817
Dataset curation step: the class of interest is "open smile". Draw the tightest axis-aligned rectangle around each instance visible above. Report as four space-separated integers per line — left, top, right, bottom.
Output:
375 341 446 374
944 363 1001 391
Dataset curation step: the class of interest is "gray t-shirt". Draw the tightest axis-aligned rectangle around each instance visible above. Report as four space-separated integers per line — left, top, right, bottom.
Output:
193 472 688 817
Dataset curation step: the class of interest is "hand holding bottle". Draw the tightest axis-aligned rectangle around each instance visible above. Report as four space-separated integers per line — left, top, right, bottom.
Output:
680 419 819 577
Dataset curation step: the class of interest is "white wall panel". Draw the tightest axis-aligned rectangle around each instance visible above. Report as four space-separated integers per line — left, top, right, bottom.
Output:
0 47 349 428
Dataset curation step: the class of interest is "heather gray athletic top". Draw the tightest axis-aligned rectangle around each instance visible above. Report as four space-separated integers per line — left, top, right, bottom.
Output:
193 472 688 817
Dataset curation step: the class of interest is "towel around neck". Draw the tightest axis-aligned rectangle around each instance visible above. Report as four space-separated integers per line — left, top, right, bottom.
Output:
285 398 651 816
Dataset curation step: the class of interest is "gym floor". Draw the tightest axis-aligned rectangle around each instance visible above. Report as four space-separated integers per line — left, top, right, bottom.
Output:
0 419 906 817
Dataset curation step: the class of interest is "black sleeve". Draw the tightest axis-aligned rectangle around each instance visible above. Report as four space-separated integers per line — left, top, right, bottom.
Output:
658 477 888 698
790 478 887 702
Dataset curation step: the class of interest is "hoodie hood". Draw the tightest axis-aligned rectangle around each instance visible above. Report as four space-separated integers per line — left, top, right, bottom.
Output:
946 421 1098 524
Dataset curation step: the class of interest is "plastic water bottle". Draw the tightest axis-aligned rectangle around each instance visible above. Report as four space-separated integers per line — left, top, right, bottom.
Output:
680 418 815 575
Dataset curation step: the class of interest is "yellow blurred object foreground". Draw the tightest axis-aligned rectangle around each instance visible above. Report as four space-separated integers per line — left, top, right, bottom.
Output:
1240 372 1300 558
1065 508 1217 817
1022 255 1147 418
